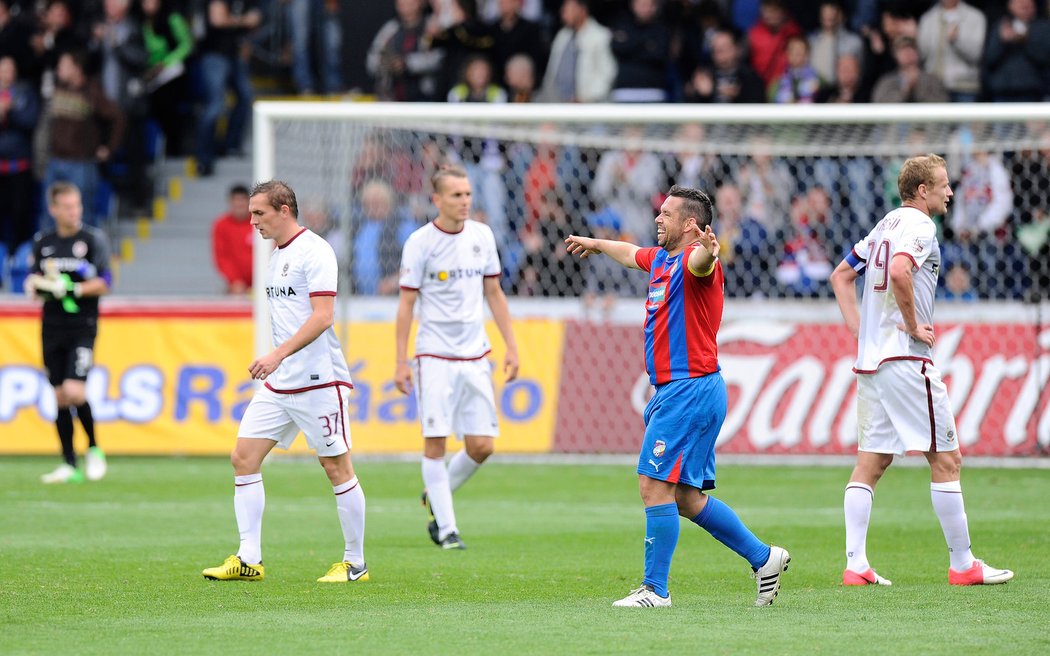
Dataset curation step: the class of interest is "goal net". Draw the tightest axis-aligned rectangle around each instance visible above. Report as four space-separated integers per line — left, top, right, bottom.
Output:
253 102 1050 456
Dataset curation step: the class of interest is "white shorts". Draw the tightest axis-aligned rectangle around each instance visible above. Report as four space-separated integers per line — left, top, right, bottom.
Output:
238 384 352 457
856 359 959 455
414 356 499 439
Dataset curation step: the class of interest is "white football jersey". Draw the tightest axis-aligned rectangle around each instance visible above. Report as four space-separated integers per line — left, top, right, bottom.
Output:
847 207 940 373
264 228 352 392
399 220 502 359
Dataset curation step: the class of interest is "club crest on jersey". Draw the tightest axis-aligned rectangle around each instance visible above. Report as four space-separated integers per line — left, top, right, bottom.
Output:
72 241 88 258
947 429 955 442
281 262 290 276
473 243 481 257
652 440 666 457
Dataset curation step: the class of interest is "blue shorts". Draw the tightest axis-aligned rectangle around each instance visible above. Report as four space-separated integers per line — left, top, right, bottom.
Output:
637 373 727 490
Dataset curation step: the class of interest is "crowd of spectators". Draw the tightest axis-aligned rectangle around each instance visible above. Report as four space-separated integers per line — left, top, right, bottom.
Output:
366 0 1050 107
350 0 1050 307
0 0 349 291
4 0 1050 304
336 119 1050 309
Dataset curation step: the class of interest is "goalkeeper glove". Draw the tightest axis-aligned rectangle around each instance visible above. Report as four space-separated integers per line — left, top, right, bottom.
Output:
34 274 69 299
23 274 43 298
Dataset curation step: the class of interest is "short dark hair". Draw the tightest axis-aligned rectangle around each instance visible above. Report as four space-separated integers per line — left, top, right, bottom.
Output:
459 53 493 82
667 185 714 229
230 184 249 197
250 180 299 218
60 49 88 73
882 1 916 20
892 35 918 53
713 26 742 44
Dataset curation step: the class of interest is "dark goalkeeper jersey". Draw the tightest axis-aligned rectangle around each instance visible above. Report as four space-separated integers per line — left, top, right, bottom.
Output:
31 226 112 330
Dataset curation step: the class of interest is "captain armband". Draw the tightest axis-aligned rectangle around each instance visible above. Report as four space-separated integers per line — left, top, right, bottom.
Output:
844 250 866 274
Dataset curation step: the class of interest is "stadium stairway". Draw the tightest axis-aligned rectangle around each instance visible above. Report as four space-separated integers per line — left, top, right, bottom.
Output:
111 157 253 296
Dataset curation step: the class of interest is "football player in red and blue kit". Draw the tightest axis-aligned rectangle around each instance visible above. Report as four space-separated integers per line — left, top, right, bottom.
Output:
565 185 790 608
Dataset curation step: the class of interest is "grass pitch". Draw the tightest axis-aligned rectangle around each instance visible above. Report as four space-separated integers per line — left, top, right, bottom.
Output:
1 457 1047 655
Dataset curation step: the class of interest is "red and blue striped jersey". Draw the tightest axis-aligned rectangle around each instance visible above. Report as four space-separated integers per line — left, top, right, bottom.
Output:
635 245 723 385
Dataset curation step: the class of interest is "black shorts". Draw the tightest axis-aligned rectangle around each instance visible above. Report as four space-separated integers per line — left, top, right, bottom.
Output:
42 328 97 386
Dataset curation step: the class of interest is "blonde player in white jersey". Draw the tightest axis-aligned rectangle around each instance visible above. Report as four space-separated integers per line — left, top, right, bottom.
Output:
203 181 368 583
395 165 519 550
830 154 1012 588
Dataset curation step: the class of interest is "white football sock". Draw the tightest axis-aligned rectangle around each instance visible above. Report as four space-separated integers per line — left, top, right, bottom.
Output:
422 456 457 540
234 473 264 564
844 482 873 573
334 476 366 565
448 450 481 492
930 480 975 571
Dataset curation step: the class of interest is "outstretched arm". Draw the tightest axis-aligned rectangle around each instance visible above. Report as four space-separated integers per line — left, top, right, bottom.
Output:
564 235 642 269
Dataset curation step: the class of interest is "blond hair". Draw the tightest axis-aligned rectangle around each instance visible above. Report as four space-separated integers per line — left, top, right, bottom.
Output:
898 154 947 202
47 181 80 205
431 164 469 193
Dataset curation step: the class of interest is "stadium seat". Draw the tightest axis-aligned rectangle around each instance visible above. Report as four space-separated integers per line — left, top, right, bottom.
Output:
6 240 35 293
95 179 117 225
0 250 7 291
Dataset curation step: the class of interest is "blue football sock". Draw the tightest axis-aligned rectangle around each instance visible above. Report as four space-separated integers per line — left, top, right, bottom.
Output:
692 496 771 570
642 503 679 598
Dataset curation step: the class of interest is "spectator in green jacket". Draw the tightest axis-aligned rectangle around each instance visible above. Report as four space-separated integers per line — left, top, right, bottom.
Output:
140 0 194 156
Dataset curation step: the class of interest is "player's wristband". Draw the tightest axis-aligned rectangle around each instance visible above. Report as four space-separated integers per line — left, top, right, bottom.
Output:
73 283 83 298
689 260 716 277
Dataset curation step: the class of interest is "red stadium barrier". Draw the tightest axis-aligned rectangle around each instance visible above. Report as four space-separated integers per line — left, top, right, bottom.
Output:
553 321 1050 456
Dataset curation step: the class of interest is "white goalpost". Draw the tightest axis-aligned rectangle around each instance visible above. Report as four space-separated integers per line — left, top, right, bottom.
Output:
251 101 1050 454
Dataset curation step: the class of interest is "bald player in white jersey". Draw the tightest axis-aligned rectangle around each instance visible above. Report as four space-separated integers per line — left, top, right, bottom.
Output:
395 165 519 550
830 154 1012 588
203 180 367 584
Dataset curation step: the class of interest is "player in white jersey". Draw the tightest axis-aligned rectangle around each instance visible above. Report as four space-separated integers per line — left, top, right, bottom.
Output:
203 181 367 584
830 154 1012 587
395 165 519 550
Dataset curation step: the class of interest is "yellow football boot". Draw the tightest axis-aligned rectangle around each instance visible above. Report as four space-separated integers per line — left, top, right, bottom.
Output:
202 555 264 581
317 561 369 583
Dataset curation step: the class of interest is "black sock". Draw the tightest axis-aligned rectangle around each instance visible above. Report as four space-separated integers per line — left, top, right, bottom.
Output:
76 402 96 448
56 408 76 467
